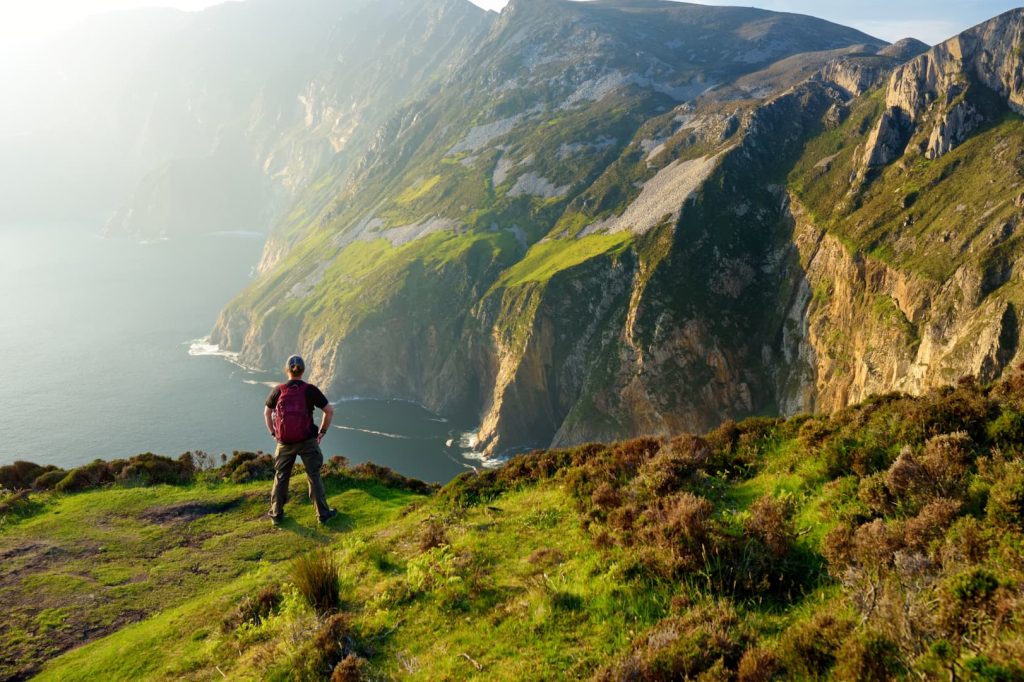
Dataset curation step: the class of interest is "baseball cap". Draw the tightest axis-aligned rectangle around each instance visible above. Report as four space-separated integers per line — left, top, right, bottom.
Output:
286 355 305 372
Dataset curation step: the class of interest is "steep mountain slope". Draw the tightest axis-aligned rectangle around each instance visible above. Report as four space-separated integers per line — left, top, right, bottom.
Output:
779 9 1024 414
212 0 891 458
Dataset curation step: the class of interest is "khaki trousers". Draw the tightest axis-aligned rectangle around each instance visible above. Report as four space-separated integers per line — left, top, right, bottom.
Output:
269 438 331 520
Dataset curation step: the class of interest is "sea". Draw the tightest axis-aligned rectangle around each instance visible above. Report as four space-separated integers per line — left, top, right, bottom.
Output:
0 224 482 483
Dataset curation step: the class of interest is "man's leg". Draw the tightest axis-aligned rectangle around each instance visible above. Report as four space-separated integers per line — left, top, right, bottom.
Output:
298 440 332 520
270 444 297 519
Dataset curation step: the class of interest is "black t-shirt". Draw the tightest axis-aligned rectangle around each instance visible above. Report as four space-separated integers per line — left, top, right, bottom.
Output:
266 380 329 439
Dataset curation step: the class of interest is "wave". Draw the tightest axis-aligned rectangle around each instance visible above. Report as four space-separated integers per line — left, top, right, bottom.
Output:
332 424 415 440
187 338 239 361
460 449 505 470
243 379 279 388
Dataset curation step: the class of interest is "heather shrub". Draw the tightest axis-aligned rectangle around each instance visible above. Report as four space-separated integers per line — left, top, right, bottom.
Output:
636 435 711 496
858 472 895 516
903 498 962 552
744 494 796 558
118 453 193 486
54 460 116 493
939 516 990 567
221 585 283 632
439 470 504 509
884 447 929 508
590 482 622 513
418 517 449 552
986 408 1024 446
293 613 357 681
31 468 67 491
330 654 368 682
638 492 713 574
832 630 905 681
593 602 748 681
736 647 779 682
230 456 274 483
939 569 1003 646
918 432 974 498
291 548 341 616
0 461 46 491
987 464 1024 531
777 612 855 678
220 451 274 483
349 462 435 494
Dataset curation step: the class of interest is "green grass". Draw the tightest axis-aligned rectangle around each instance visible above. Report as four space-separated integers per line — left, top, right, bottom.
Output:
11 375 1024 680
1 475 421 680
493 233 632 289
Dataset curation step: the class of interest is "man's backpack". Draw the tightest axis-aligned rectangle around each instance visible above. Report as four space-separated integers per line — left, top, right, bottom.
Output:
275 382 312 444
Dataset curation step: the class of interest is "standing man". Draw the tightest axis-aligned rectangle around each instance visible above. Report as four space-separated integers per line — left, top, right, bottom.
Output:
264 355 338 525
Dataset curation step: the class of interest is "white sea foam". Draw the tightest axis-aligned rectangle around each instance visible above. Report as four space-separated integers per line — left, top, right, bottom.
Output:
187 338 239 361
332 424 414 440
242 379 279 388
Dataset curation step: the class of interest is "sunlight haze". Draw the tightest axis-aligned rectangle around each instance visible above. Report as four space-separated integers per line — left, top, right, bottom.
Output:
3 0 1021 46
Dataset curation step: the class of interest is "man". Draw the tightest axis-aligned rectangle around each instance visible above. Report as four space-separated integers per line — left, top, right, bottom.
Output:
264 355 338 525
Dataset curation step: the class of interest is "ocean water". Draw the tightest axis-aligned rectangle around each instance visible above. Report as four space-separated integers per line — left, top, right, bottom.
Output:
0 225 478 483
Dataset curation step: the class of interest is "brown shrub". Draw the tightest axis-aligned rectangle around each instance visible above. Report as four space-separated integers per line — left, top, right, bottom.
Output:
607 503 638 536
851 518 905 569
349 462 436 494
939 569 1003 643
744 495 796 558
832 630 905 681
636 435 712 496
821 523 856 574
797 417 835 448
858 472 894 516
737 647 779 682
705 419 741 456
330 654 368 682
221 585 282 632
635 493 714 575
939 516 989 568
418 518 449 552
884 447 928 500
777 612 855 678
525 547 565 567
903 498 962 553
0 461 47 491
986 463 1024 531
918 432 974 497
594 602 748 681
591 482 622 511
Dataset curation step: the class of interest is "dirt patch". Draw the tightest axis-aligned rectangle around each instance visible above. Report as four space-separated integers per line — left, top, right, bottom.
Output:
141 497 246 525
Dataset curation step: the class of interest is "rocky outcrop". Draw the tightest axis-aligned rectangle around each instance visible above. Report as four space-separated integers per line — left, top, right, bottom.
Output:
863 9 1024 166
780 197 1023 413
816 55 897 97
926 99 983 159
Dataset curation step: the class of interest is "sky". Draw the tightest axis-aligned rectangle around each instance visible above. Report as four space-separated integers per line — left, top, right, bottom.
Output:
0 0 1021 46
472 0 1023 44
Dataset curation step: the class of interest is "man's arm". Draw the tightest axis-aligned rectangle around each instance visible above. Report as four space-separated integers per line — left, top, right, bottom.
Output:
317 404 334 444
264 406 276 438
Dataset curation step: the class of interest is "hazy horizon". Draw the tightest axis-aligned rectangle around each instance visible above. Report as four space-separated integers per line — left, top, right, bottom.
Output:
2 0 1022 47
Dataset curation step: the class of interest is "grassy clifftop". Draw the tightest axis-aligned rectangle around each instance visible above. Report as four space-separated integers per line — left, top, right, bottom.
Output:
4 372 1024 680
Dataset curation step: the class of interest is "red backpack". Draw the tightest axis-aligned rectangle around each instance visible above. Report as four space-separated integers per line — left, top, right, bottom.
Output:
274 382 312 444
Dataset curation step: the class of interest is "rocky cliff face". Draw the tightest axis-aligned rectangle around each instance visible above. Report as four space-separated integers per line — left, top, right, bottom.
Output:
779 8 1024 420
212 2 1024 462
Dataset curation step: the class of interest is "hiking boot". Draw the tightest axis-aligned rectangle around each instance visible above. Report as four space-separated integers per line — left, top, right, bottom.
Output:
267 512 284 526
318 508 339 524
